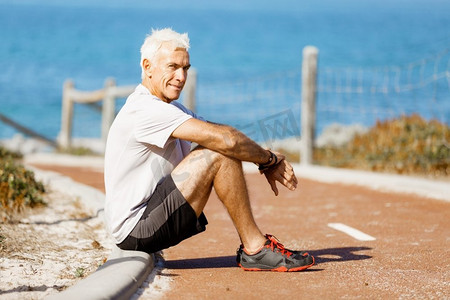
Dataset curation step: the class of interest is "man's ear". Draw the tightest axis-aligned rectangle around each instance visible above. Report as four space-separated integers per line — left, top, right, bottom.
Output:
142 58 152 78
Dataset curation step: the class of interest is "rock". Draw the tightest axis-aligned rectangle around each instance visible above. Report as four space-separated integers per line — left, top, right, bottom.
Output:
315 123 368 148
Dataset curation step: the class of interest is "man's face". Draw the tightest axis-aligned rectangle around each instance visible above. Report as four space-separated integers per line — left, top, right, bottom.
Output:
146 44 190 103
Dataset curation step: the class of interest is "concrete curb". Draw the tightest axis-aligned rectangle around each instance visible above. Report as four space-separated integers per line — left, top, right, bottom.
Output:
28 166 105 214
24 153 104 171
46 247 154 300
293 164 450 202
26 166 154 300
242 162 449 202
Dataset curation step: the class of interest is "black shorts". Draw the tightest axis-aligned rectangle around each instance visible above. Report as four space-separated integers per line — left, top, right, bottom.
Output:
117 175 208 254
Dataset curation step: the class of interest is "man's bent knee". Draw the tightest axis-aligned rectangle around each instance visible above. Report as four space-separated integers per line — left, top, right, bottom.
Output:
171 147 242 213
174 146 240 178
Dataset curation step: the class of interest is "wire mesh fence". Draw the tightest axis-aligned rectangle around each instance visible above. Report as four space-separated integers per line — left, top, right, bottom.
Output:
316 49 449 134
191 48 449 144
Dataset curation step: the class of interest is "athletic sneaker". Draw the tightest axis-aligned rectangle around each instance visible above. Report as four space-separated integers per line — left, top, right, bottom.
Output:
236 234 314 272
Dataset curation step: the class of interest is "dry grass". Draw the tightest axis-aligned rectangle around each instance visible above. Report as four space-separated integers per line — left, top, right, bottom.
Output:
313 114 449 178
273 114 450 179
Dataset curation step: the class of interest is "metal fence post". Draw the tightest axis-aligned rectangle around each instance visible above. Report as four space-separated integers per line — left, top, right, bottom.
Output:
58 79 74 149
300 46 319 165
102 78 116 145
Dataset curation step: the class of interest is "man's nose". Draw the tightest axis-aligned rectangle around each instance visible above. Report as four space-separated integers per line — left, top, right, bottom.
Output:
175 68 187 83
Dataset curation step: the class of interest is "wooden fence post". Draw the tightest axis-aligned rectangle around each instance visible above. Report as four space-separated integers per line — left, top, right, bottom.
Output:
102 78 116 144
58 79 74 149
184 68 197 112
300 46 319 165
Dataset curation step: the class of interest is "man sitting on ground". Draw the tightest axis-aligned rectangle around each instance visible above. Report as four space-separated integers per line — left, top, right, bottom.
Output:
104 28 314 272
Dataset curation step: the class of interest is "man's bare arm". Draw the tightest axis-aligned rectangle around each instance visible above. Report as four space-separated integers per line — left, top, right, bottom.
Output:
172 118 272 165
172 118 298 194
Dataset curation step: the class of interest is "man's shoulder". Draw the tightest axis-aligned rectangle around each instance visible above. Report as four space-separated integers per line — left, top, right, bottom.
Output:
126 87 162 109
129 84 154 100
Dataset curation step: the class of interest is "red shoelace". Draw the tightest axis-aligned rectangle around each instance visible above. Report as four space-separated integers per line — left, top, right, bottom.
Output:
265 234 293 258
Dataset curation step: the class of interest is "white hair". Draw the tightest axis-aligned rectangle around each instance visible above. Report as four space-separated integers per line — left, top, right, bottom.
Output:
140 28 190 80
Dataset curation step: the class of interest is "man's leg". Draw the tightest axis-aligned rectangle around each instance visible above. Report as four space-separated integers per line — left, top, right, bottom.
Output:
172 147 266 253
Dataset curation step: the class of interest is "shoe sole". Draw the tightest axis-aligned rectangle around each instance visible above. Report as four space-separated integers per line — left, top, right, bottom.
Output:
238 255 315 272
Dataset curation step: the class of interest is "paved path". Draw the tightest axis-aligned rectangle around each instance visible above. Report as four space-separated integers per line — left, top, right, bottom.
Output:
31 162 450 299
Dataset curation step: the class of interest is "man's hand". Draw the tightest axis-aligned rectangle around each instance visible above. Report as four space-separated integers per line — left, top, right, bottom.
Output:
262 153 298 196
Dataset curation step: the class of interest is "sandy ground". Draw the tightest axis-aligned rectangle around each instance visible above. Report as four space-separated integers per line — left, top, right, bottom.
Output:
0 188 113 299
0 162 172 300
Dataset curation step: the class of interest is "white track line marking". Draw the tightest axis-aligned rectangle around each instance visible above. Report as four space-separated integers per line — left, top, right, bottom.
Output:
328 223 376 241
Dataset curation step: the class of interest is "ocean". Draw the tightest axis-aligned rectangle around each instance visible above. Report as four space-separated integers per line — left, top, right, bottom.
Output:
0 0 449 141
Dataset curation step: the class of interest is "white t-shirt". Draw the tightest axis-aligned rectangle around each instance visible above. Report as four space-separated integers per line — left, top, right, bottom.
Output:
104 84 201 243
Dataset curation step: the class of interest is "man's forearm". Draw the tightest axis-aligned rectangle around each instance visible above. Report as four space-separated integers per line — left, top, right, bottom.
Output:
173 118 273 165
203 124 272 165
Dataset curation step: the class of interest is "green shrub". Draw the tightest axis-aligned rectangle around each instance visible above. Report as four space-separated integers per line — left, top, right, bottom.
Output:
0 146 22 160
0 146 46 219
